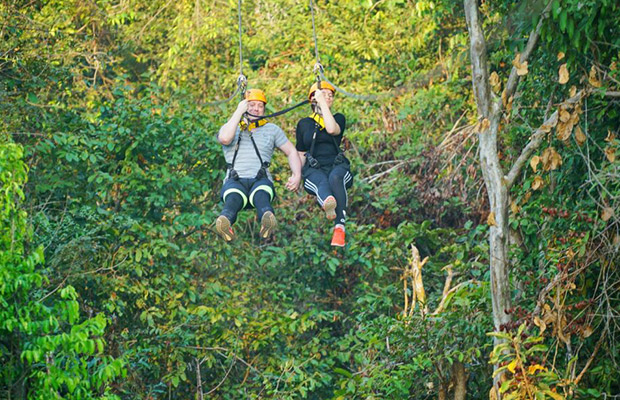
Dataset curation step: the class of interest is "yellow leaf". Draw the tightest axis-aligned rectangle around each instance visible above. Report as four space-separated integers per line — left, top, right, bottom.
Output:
487 212 496 226
546 389 566 400
489 387 499 400
556 121 574 141
481 118 491 131
510 200 520 214
557 52 565 61
530 156 540 172
604 130 616 142
551 152 563 169
581 325 593 338
533 316 546 334
506 96 514 113
507 359 518 374
532 175 544 190
601 207 615 222
527 364 546 374
575 125 586 145
589 66 601 88
611 61 617 71
558 64 569 84
512 54 528 76
605 147 616 163
569 85 577 97
517 61 528 76
542 147 562 170
559 109 571 122
490 71 500 89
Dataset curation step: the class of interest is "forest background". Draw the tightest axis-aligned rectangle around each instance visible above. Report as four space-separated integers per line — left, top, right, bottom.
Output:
1 0 619 399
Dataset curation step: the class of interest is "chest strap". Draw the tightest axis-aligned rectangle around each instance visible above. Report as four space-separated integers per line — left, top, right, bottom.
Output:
239 118 268 132
307 113 343 162
229 125 269 173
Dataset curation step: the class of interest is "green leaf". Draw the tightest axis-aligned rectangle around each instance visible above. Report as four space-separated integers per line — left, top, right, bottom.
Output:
552 0 561 18
27 93 39 104
333 367 353 378
559 10 568 33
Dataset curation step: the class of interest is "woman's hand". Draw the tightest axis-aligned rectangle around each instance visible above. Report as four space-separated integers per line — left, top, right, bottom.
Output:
285 174 301 192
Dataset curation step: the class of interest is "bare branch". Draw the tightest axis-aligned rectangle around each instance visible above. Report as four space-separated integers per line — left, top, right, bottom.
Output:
502 1 553 104
464 0 492 116
504 90 587 189
574 333 606 385
432 280 475 316
196 358 204 400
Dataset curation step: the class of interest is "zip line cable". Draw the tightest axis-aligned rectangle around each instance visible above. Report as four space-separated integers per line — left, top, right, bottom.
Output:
204 0 246 105
237 0 244 80
209 0 310 117
209 0 417 109
310 0 321 68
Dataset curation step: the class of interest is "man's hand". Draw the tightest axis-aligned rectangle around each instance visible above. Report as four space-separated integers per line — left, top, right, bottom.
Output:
235 99 248 116
285 174 301 192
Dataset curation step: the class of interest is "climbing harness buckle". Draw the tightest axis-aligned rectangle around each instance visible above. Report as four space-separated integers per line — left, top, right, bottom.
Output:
306 154 320 169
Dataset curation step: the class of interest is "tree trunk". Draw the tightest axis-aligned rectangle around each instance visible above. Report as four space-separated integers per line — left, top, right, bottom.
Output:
484 158 512 333
463 0 512 338
452 361 468 400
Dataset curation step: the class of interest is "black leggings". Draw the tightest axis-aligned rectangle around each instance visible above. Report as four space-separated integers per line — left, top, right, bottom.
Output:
303 165 353 225
220 177 274 224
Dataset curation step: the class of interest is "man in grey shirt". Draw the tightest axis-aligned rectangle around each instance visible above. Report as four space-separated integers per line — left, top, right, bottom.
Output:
216 89 301 241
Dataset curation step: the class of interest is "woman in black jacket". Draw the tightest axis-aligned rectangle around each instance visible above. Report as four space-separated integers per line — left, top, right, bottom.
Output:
295 81 352 247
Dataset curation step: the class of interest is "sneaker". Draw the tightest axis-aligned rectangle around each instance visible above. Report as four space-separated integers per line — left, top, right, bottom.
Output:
216 215 235 242
260 211 277 239
323 196 337 220
331 225 345 247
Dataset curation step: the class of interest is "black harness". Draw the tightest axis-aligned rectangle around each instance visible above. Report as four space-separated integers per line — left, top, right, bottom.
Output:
227 121 270 181
305 113 347 170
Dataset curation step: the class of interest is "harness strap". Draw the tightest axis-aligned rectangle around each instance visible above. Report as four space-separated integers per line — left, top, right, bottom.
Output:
239 118 268 131
249 133 268 167
229 126 269 174
307 113 344 163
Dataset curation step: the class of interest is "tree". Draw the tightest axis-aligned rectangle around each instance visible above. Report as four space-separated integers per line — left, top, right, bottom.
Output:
0 139 125 399
463 0 620 396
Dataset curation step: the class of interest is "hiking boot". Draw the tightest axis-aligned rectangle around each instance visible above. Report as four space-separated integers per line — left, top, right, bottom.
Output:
260 211 277 239
331 225 345 247
216 215 235 242
323 196 337 220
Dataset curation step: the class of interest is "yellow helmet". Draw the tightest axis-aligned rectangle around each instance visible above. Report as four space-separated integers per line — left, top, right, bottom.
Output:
245 89 267 104
308 81 335 100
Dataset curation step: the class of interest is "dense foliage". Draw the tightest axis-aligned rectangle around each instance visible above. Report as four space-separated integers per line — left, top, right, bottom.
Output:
1 0 618 399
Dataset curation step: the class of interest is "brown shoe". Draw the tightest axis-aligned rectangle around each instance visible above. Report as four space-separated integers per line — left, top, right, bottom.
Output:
323 196 337 220
216 215 235 242
260 211 277 239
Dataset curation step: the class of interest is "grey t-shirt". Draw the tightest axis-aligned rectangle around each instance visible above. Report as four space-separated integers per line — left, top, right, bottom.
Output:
221 123 289 182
